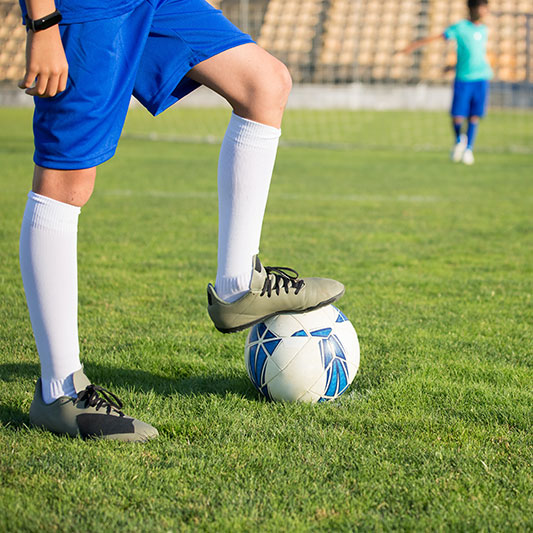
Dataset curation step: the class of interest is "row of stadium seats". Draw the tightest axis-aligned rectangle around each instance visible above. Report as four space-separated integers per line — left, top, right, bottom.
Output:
256 0 533 84
1 0 532 85
0 2 25 82
315 0 419 83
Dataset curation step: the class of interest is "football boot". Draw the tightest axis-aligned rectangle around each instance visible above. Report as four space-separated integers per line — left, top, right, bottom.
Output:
207 255 344 333
451 133 468 162
462 148 475 165
29 368 158 442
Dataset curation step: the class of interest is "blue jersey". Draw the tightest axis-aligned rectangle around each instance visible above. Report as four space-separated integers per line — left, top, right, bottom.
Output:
19 0 145 24
444 19 493 81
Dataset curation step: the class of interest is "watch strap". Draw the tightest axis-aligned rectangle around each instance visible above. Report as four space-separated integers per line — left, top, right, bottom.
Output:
25 10 62 32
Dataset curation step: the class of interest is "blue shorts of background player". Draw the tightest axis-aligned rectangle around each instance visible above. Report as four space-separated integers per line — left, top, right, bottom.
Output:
451 79 490 120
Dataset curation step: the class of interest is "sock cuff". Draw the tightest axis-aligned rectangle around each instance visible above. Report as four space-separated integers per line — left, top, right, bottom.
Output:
25 191 81 233
215 269 253 302
41 369 80 403
228 112 281 148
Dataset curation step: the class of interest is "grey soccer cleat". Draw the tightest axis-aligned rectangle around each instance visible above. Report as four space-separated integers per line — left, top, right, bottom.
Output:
207 255 345 333
29 368 158 442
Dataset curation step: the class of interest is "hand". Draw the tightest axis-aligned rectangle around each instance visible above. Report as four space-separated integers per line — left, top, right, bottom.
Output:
18 25 68 97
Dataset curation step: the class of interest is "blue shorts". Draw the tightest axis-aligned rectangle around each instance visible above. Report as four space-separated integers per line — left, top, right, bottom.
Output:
451 79 490 119
33 0 253 169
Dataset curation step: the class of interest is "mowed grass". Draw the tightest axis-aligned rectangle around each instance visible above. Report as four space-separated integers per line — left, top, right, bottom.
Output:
0 107 532 531
123 106 533 153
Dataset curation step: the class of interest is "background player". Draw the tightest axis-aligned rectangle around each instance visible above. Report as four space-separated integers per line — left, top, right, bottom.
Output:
401 0 493 165
18 0 344 441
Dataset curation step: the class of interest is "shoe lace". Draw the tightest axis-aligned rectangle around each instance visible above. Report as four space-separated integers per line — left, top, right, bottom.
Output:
75 384 125 416
261 266 305 297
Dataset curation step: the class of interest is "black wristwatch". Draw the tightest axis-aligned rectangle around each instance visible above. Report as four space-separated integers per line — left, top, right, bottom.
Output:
25 10 62 32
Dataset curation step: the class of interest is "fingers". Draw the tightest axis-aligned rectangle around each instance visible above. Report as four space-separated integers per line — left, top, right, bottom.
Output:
58 71 68 93
18 71 66 97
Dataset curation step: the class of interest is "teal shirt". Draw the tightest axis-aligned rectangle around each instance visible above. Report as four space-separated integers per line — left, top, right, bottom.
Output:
444 19 493 81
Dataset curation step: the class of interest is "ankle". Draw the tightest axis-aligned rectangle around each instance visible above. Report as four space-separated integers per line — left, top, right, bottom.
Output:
215 270 253 303
41 370 80 404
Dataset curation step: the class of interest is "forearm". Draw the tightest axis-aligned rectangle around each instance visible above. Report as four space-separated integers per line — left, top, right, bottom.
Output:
20 0 68 97
403 34 445 53
25 0 58 19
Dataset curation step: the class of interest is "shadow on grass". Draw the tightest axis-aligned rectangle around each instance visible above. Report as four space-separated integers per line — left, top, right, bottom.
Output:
0 363 37 430
87 363 255 399
0 362 256 431
0 361 255 428
0 404 30 431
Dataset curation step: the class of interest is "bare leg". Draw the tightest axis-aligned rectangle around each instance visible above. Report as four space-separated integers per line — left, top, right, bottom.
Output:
187 43 292 128
32 165 96 207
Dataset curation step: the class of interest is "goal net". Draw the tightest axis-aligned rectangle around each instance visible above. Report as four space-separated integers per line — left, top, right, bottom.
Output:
122 0 533 153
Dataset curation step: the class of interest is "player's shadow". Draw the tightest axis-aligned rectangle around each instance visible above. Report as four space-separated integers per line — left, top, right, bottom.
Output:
86 363 255 399
0 361 256 429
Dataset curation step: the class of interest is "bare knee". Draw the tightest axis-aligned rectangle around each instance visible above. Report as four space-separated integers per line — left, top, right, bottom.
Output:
267 58 292 109
234 54 292 127
32 166 96 207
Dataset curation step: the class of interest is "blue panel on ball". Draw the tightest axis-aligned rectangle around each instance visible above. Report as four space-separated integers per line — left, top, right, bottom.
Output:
264 329 276 340
319 338 334 368
253 346 269 389
335 308 349 323
248 344 259 388
319 333 351 400
291 329 308 337
330 334 347 360
324 365 336 397
311 328 332 338
260 385 272 401
263 339 281 356
323 359 350 399
257 322 267 338
336 360 349 392
248 325 260 344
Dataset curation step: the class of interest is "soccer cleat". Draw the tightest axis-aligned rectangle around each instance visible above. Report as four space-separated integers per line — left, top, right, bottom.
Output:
451 134 468 162
462 148 475 165
29 368 158 442
207 255 345 333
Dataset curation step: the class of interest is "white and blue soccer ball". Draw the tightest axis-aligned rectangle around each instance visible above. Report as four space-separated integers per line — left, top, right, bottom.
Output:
244 305 359 403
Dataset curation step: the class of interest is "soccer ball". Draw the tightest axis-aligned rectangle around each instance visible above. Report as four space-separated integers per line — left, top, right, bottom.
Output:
244 305 359 403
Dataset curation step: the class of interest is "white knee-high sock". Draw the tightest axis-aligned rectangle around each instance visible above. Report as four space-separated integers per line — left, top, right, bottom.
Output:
20 192 82 403
215 112 281 302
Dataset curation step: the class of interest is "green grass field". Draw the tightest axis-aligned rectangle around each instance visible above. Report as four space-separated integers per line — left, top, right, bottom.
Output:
1 107 532 531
